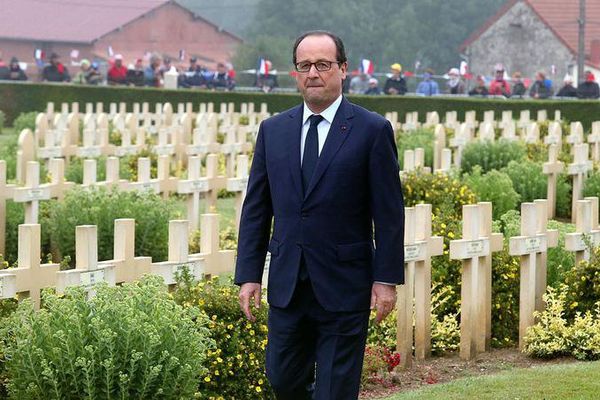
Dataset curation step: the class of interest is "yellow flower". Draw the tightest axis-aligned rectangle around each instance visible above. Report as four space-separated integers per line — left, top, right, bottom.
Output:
256 387 262 393
204 376 211 382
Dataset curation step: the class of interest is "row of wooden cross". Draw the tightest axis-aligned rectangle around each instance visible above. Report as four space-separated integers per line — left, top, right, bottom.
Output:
0 213 234 311
398 197 600 367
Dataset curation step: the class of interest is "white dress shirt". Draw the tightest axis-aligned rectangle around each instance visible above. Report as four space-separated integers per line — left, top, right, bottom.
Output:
300 95 343 163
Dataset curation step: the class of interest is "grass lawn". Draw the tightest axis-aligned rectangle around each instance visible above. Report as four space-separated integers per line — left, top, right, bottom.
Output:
385 361 600 400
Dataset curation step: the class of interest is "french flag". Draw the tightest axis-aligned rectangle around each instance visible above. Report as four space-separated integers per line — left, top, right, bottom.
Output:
258 58 269 75
360 59 374 75
34 49 44 60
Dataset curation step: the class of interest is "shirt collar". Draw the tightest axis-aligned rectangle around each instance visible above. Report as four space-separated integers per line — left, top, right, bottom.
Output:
302 95 343 125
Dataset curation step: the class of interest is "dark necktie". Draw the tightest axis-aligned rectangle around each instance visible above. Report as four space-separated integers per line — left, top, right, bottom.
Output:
302 114 324 193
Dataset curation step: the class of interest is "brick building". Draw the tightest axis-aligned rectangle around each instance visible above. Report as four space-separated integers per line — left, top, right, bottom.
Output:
460 0 600 84
0 0 242 78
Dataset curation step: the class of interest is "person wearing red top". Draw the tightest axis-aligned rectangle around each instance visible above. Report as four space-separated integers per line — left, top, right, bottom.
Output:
107 54 128 85
488 63 511 97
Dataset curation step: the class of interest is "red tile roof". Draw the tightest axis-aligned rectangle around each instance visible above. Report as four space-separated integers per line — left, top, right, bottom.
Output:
0 0 193 43
461 0 600 59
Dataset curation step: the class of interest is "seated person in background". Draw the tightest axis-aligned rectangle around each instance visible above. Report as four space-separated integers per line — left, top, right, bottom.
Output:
73 59 102 85
6 57 27 81
364 77 381 95
416 69 439 96
107 54 128 85
182 57 208 89
488 64 510 97
511 72 526 97
349 72 370 94
0 56 8 79
577 70 600 99
254 61 278 93
446 67 464 94
384 63 407 95
529 71 552 99
126 58 145 87
42 53 70 82
556 75 577 98
209 62 235 91
469 75 489 96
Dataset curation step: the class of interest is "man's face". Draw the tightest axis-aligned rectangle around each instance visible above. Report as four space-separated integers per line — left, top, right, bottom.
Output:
115 60 122 67
295 35 346 110
495 70 504 80
217 65 226 74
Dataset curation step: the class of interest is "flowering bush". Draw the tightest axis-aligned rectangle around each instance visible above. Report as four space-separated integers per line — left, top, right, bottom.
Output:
173 273 272 399
562 244 600 321
360 346 401 389
0 276 212 399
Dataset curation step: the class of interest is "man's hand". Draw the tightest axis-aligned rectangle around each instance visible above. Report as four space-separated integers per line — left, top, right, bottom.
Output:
239 282 262 322
370 283 397 324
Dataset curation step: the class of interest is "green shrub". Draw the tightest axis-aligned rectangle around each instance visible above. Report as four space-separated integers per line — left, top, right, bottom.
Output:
523 287 571 359
173 274 272 399
502 160 547 204
464 166 520 219
64 156 107 184
3 201 24 266
562 245 600 321
11 111 37 134
583 170 600 198
0 131 18 182
461 139 526 174
402 170 476 215
42 186 182 263
0 110 5 133
1 276 212 399
396 128 435 168
491 247 520 347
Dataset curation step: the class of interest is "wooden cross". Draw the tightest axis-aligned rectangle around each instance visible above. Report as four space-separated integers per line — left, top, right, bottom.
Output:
537 109 548 122
37 124 64 161
478 122 495 142
153 125 176 157
403 111 419 131
156 155 179 199
568 144 592 222
483 110 495 127
17 129 35 185
13 162 52 224
46 101 55 128
524 122 540 144
98 157 129 190
227 155 250 232
112 219 152 284
508 200 558 349
588 121 600 163
0 224 60 309
152 220 204 286
128 158 160 194
444 111 458 130
187 113 221 157
499 110 513 130
178 156 212 230
565 198 600 265
464 110 478 130
554 110 561 121
0 161 15 256
544 121 562 146
435 149 453 175
449 202 503 360
47 158 75 200
190 213 236 277
82 159 98 187
396 204 443 368
543 144 564 219
433 124 446 171
424 111 439 128
518 110 530 130
33 112 48 148
114 114 143 156
449 123 472 167
56 225 116 296
567 122 584 153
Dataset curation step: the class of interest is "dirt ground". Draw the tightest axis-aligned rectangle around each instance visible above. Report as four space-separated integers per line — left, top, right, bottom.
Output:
359 347 579 399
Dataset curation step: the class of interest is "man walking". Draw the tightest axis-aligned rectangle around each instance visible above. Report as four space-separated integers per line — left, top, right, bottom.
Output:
235 31 405 400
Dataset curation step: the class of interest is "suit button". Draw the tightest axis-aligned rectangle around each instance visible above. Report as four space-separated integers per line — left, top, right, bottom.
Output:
301 213 308 220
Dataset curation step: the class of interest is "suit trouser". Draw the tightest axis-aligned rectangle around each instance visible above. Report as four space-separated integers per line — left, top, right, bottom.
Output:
266 278 370 400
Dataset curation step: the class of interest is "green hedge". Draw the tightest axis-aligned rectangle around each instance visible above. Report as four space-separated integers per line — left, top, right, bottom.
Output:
2 82 600 129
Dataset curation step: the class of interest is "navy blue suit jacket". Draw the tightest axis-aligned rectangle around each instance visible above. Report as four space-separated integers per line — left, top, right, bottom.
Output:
234 97 405 312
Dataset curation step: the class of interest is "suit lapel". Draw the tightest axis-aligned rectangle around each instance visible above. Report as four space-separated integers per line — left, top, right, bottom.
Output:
287 105 304 199
304 98 354 200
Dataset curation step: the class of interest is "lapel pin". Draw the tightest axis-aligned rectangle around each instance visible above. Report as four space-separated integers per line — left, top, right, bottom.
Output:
340 125 347 131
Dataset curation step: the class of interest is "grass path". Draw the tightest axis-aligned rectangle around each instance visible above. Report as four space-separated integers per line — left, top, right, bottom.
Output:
384 361 600 400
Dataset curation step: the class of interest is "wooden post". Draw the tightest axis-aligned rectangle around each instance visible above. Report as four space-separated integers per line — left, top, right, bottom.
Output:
401 150 415 174
193 213 236 276
129 158 160 194
56 225 116 295
433 124 446 171
568 144 592 222
157 155 179 199
177 156 208 232
17 129 35 185
565 198 600 265
449 202 503 359
542 144 564 219
112 219 152 284
396 204 443 368
13 162 52 224
509 201 558 349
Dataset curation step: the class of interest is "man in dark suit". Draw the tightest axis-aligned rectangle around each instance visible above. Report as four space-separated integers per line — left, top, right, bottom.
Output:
235 30 404 400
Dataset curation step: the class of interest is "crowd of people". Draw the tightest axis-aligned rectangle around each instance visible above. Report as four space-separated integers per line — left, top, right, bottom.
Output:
0 52 238 91
2 51 600 99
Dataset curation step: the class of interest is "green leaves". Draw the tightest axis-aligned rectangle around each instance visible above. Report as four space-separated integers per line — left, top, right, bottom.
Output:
1 276 212 399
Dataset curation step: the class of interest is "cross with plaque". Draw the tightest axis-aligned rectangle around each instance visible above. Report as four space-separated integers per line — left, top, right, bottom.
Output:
56 225 116 296
483 110 495 127
115 114 144 156
178 156 210 231
151 220 204 286
0 224 60 308
449 123 472 167
542 144 564 219
128 158 160 194
544 121 562 146
424 111 439 128
567 122 584 155
499 110 512 130
449 202 503 360
509 200 558 349
568 143 592 222
397 204 443 368
565 198 600 265
156 155 179 199
13 162 52 224
111 219 152 284
187 113 222 157
464 110 478 130
478 122 495 142
501 120 517 141
445 111 459 131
